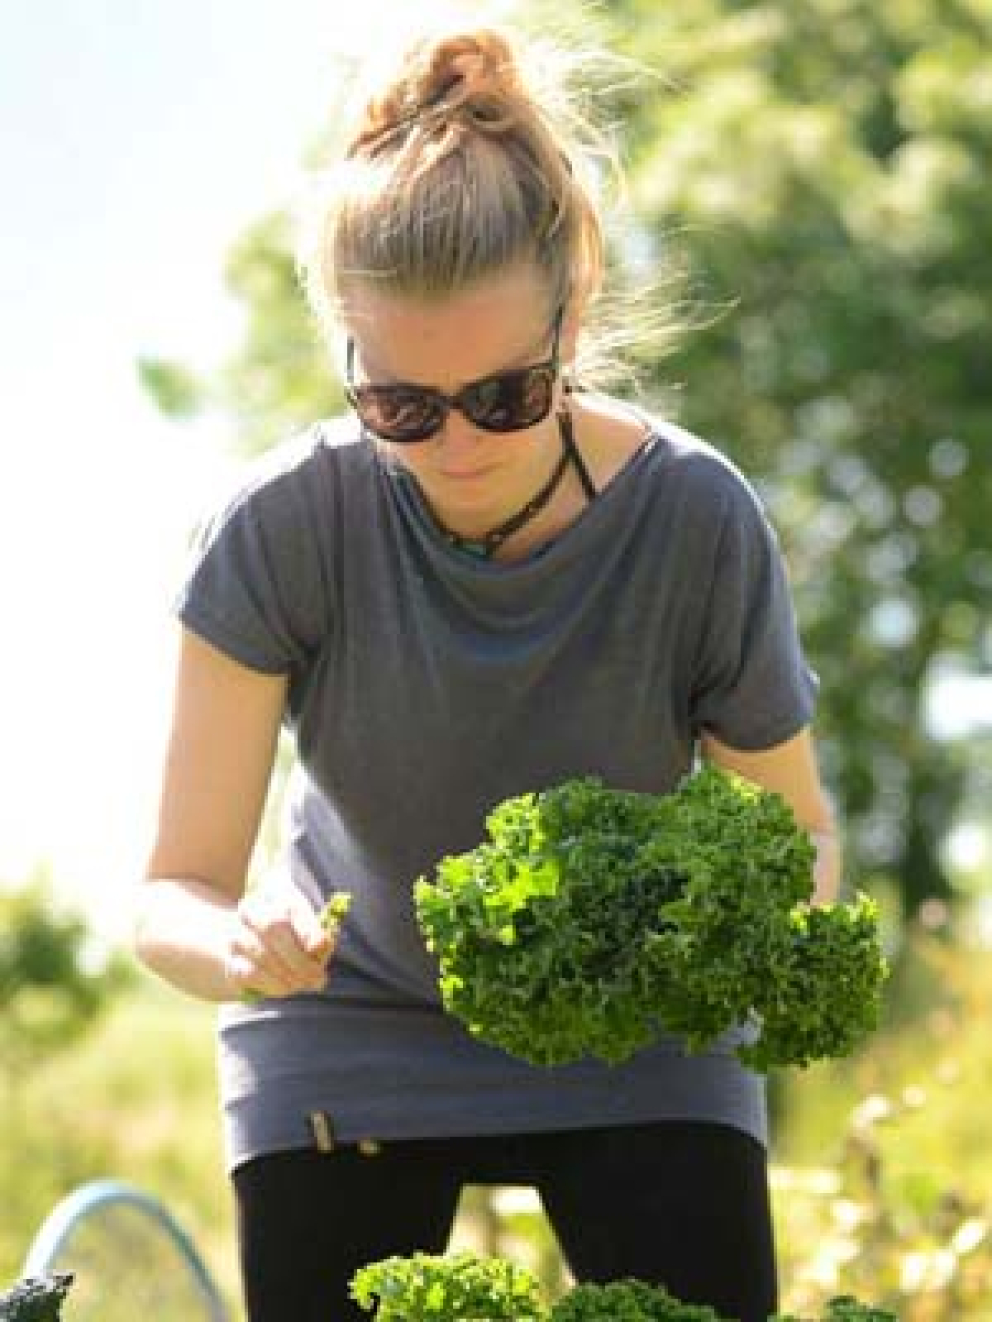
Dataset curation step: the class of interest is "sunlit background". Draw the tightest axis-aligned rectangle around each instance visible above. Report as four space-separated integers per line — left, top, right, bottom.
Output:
0 1 407 930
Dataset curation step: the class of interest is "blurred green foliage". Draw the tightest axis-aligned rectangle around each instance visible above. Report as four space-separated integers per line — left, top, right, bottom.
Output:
137 212 342 454
773 910 992 1318
135 359 205 420
0 875 131 1067
595 0 992 919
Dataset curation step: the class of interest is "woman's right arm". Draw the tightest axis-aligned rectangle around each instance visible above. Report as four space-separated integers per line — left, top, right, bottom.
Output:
133 627 334 1002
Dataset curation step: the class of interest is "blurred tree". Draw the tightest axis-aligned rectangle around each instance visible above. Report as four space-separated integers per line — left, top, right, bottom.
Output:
138 211 341 455
0 873 132 1068
594 0 992 918
140 0 991 923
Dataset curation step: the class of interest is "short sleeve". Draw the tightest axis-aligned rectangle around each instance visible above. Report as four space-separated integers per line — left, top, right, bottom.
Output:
174 440 332 681
689 464 818 750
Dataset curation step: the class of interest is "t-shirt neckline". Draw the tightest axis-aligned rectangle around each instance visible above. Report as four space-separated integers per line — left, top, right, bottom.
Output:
381 429 660 573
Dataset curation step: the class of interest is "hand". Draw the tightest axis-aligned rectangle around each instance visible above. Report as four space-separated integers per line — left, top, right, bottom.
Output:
225 883 339 1001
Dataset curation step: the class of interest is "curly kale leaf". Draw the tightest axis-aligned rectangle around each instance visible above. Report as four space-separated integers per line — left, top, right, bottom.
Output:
551 1279 731 1321
740 895 887 1071
350 1251 543 1320
631 767 820 1054
415 768 887 1070
415 777 691 1066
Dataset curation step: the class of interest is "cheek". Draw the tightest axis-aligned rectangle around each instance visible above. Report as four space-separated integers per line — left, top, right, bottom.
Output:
378 439 432 479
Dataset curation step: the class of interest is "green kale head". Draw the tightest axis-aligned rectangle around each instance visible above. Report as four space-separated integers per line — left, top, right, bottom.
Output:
550 1278 732 1320
348 1252 897 1321
350 1251 543 1320
414 768 887 1070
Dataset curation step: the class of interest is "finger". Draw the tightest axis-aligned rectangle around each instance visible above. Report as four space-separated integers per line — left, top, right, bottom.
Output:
232 906 316 994
272 899 339 983
238 893 337 991
230 944 325 999
225 940 295 1000
240 898 314 982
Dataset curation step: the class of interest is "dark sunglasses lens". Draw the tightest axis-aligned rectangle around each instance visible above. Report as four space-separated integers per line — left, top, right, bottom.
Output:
356 387 444 442
464 367 555 432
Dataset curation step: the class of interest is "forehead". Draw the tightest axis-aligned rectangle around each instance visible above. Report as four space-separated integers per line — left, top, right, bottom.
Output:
343 266 555 383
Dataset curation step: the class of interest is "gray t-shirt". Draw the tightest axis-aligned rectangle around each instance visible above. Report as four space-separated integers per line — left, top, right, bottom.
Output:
176 412 818 1172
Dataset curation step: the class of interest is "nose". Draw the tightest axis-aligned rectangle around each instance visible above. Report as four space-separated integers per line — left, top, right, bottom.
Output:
435 405 485 458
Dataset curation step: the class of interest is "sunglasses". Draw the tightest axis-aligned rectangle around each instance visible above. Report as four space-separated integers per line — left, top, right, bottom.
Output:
345 306 564 443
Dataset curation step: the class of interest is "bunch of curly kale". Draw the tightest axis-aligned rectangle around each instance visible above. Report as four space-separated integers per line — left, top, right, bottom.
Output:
415 768 887 1071
351 1253 896 1320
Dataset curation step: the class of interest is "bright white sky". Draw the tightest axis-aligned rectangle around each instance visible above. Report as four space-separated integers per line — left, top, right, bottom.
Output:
0 0 505 933
0 2 987 936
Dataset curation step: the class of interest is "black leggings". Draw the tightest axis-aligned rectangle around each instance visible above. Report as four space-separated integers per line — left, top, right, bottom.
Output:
233 1120 777 1322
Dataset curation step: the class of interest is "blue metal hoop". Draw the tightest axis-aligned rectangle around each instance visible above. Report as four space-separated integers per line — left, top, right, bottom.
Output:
22 1178 229 1322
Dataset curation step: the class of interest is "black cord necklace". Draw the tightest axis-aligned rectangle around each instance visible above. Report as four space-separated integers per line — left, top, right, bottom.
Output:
438 408 596 559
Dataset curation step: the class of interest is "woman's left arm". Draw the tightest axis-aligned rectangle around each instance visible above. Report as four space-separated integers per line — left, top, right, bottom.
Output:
700 727 841 905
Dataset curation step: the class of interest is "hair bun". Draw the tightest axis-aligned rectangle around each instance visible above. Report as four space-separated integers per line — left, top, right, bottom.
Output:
425 31 517 103
348 28 521 157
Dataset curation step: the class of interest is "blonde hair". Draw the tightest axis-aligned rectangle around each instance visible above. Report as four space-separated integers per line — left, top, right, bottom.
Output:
298 22 618 345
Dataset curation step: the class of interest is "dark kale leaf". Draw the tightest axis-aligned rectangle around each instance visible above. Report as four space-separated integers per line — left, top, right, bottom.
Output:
0 1276 73 1322
551 1278 732 1321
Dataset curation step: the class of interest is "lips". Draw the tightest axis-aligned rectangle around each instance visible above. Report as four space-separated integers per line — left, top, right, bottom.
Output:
438 466 494 480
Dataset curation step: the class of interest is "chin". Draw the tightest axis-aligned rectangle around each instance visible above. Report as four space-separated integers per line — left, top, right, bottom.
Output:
431 466 503 504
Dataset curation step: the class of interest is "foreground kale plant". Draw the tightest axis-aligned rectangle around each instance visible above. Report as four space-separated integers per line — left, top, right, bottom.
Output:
552 1278 730 1320
350 1253 897 1320
774 1300 898 1322
350 1251 543 1320
415 768 887 1070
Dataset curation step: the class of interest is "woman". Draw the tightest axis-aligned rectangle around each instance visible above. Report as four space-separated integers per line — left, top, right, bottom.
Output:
134 21 839 1322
